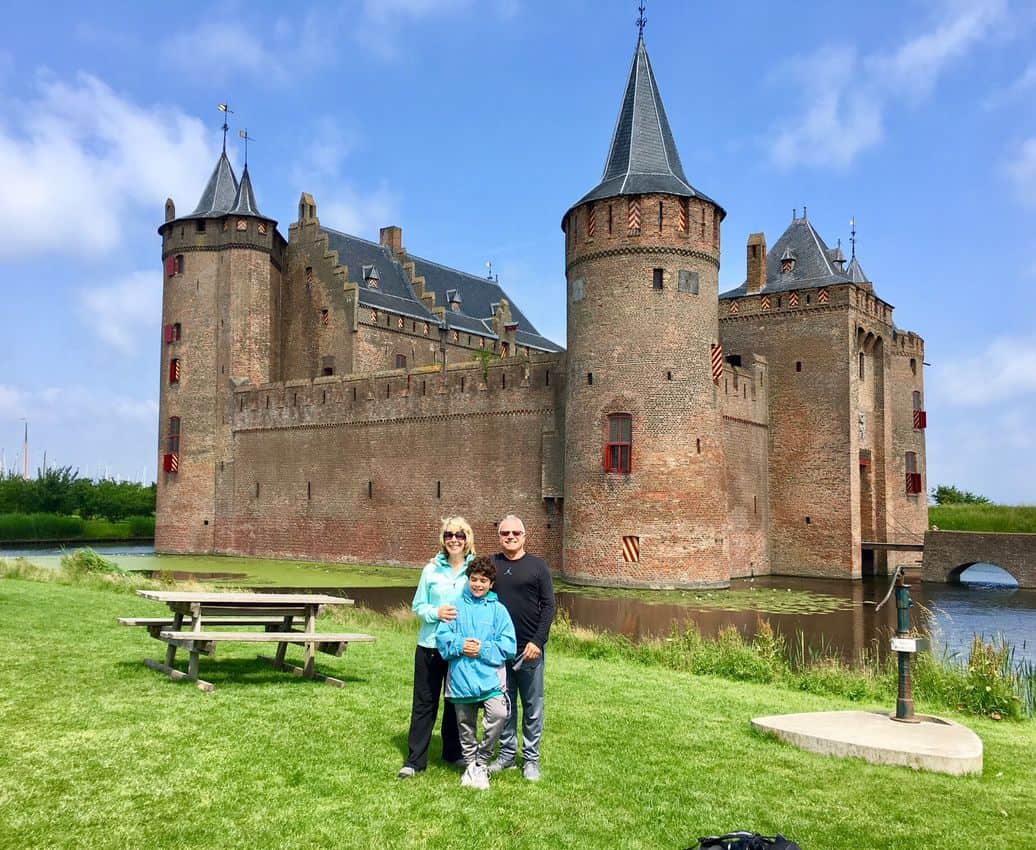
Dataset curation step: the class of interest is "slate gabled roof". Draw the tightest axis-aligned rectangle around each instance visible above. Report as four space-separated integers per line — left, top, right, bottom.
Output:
569 36 721 215
320 228 563 353
229 164 265 217
189 152 239 218
721 215 854 298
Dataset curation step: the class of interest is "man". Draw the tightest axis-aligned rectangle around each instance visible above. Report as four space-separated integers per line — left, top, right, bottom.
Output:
489 514 556 781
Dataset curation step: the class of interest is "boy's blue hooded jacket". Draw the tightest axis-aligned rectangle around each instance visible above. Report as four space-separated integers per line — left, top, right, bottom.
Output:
434 586 517 703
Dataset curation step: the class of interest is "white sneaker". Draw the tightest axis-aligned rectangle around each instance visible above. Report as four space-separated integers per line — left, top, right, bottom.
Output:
471 764 490 791
460 764 477 788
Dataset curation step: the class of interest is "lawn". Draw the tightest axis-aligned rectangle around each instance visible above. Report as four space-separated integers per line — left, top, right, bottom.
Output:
1 572 1033 849
929 503 1036 534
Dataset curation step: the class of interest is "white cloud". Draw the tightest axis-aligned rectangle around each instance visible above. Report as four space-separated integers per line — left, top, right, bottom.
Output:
80 269 162 354
769 47 884 170
984 60 1036 108
0 384 24 418
929 333 1036 406
0 383 157 427
769 0 1007 169
1004 137 1036 207
0 73 214 260
318 184 398 239
289 116 398 238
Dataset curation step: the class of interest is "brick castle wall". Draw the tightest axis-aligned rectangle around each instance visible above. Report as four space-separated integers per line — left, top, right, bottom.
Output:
209 355 565 570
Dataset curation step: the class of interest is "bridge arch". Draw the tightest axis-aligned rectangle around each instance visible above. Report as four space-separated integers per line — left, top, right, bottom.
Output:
923 531 1036 589
946 561 1020 586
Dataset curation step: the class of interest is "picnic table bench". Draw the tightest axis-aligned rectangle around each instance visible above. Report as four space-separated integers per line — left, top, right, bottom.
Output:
122 591 375 692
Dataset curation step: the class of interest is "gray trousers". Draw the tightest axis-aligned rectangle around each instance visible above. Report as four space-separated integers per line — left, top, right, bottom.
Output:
454 695 509 766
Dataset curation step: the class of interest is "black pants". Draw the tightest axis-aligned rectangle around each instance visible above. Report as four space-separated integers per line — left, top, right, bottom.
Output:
404 645 461 770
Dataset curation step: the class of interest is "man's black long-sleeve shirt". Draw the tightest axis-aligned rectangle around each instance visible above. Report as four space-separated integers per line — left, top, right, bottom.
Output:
491 553 556 649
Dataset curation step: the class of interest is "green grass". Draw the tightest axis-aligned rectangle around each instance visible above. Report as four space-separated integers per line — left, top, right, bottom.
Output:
929 503 1036 534
1 567 1034 849
0 512 154 541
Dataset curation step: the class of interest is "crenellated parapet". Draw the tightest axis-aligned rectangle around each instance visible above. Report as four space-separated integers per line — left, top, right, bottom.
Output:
232 352 566 433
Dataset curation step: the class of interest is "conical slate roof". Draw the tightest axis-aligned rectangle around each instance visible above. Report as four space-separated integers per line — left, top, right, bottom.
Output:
229 164 264 217
189 152 239 217
846 255 869 283
570 37 720 212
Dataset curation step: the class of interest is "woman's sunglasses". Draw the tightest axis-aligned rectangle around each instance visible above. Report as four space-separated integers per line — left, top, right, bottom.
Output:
443 531 467 541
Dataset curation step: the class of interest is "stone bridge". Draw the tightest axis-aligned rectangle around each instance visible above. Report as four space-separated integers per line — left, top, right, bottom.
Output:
922 530 1036 588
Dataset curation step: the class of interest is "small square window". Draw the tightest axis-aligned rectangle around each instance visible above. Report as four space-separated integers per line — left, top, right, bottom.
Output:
571 276 585 302
678 270 699 294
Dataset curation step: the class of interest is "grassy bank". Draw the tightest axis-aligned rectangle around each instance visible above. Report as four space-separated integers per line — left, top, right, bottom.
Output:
0 512 154 542
1 564 1034 849
929 503 1036 534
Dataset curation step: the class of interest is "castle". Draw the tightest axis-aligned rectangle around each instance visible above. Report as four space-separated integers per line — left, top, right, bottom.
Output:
155 35 928 588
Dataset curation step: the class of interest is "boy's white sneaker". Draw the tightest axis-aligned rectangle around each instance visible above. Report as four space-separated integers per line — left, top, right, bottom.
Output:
471 764 490 791
460 764 477 788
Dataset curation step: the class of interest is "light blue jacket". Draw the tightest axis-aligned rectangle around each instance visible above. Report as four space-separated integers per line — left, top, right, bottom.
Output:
411 553 473 649
435 586 516 702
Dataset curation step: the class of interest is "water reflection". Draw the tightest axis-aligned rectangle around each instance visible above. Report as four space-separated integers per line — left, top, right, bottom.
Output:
340 574 1036 665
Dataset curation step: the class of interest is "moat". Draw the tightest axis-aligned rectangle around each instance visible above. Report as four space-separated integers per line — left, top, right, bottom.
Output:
6 546 1033 664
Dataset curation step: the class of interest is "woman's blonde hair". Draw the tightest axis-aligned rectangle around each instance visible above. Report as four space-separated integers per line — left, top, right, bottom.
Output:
439 515 475 557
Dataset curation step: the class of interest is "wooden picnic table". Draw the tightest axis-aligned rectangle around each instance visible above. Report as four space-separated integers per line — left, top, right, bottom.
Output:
122 591 375 692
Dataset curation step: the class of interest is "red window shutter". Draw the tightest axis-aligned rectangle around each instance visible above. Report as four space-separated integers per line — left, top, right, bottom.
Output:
165 256 176 277
169 359 180 384
164 324 174 343
163 453 179 473
603 445 612 473
913 410 927 429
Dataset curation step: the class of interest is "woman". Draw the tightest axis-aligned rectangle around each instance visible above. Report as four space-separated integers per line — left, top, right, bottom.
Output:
398 515 475 778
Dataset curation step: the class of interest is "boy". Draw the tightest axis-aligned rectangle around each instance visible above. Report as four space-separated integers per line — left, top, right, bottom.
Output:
434 556 517 790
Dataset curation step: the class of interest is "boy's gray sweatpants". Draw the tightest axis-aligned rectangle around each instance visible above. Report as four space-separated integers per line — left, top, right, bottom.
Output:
454 695 509 766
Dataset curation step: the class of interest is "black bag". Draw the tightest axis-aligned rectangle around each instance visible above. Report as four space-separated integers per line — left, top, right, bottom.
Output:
688 831 801 850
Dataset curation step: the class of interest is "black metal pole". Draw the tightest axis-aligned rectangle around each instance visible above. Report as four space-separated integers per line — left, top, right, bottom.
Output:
893 574 917 722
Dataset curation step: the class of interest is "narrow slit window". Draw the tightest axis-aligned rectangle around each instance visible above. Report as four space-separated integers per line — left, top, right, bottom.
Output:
168 358 181 385
652 268 664 290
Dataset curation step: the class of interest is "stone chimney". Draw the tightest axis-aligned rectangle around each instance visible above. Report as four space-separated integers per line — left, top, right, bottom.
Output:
746 233 766 293
380 226 403 256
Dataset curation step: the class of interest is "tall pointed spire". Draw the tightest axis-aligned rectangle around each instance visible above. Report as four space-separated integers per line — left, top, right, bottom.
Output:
229 163 264 217
189 152 239 218
572 35 719 210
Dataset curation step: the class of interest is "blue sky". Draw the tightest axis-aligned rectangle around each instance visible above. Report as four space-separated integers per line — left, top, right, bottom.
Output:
1 0 1034 503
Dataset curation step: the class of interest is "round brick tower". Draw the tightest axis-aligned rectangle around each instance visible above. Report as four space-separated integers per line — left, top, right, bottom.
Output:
156 153 279 553
561 35 731 588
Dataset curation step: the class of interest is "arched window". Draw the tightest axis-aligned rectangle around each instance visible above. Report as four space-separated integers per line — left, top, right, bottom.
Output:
604 413 632 473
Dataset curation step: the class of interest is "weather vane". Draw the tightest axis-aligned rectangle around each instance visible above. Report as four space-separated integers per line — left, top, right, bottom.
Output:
239 129 256 166
850 216 857 259
636 2 647 38
217 101 233 153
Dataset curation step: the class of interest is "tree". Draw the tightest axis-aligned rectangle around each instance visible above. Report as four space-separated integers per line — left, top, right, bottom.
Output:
930 484 991 505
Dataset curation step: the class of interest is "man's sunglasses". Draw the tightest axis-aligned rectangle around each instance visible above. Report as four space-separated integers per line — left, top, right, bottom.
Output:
498 529 524 537
443 531 467 541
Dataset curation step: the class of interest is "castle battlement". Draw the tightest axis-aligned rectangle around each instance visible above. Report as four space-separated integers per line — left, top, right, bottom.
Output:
231 353 565 433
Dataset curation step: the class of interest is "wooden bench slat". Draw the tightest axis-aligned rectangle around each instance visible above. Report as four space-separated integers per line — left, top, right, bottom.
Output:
158 631 376 643
119 617 292 627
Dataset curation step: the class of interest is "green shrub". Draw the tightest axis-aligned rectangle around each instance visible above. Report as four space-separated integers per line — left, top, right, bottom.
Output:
959 636 1024 720
60 547 122 576
125 515 156 537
